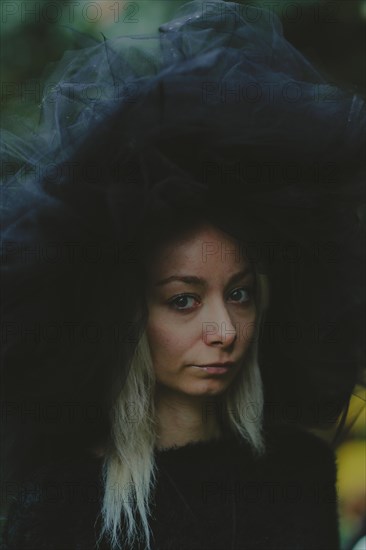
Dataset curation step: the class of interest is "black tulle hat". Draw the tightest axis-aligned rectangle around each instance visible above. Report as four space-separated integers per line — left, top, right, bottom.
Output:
1 0 365 479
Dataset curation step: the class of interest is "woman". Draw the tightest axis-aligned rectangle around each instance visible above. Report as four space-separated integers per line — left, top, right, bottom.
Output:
2 212 342 550
2 1 365 549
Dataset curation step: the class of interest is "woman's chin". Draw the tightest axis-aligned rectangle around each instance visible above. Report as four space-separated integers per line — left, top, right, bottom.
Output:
182 378 234 397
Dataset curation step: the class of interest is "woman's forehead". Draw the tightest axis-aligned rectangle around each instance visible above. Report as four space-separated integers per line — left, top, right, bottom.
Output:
147 223 252 278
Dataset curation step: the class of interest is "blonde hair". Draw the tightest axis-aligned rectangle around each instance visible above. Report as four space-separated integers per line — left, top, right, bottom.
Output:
97 271 269 550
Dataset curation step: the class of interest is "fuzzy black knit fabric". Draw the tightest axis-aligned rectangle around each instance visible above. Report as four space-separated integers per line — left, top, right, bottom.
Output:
3 428 340 550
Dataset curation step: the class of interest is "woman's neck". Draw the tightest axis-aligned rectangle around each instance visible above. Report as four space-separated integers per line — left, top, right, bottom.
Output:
154 385 223 450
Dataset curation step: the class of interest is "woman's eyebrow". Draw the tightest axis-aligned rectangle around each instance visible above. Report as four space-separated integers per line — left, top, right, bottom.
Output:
227 268 254 286
154 268 253 287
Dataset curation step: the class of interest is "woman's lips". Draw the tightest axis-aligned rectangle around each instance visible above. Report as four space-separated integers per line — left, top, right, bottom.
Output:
191 363 234 375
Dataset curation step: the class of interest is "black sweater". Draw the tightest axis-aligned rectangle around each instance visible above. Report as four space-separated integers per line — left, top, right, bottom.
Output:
2 428 340 550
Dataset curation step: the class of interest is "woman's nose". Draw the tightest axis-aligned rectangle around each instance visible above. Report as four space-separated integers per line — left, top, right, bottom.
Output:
201 301 237 347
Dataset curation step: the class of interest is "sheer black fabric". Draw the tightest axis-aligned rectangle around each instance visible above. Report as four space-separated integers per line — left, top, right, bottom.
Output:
1 0 365 483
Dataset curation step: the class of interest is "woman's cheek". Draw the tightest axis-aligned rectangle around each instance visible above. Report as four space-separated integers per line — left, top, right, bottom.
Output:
235 309 257 344
243 321 256 345
147 320 180 361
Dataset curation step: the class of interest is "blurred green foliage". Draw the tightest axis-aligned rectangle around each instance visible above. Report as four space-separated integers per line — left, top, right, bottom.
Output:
1 0 365 122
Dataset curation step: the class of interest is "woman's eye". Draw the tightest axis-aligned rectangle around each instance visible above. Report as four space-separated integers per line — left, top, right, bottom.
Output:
167 288 252 311
229 287 252 303
168 295 199 311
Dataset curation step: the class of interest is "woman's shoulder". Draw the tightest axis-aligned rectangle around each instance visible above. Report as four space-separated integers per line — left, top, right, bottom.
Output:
8 449 104 510
2 451 104 549
264 425 336 459
260 425 338 480
14 450 104 498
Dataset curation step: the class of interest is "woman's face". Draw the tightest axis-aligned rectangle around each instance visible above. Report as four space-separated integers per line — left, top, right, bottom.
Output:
145 222 257 398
